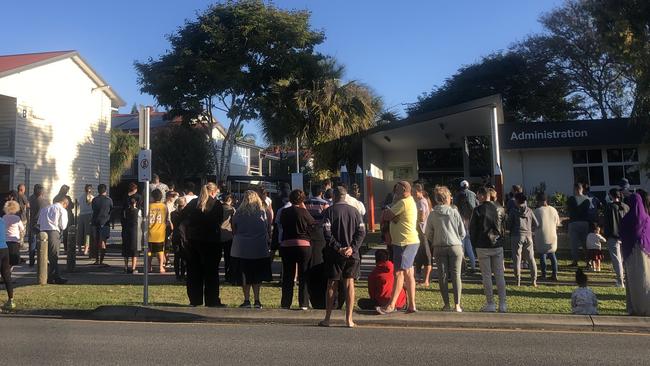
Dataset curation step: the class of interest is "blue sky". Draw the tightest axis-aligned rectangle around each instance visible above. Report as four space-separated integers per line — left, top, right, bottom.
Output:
0 0 563 142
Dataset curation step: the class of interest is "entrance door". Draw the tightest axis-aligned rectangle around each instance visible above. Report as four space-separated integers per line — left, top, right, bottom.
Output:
0 164 11 196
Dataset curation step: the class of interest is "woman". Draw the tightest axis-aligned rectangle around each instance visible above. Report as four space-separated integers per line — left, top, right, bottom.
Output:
424 186 465 312
171 196 187 281
77 184 94 256
121 196 141 274
54 185 74 250
0 217 16 310
230 191 272 309
279 189 314 310
533 193 561 281
620 193 650 316
182 183 224 307
221 194 235 283
3 200 25 269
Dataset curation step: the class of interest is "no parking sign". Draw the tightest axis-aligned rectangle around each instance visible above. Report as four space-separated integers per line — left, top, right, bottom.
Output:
138 149 152 182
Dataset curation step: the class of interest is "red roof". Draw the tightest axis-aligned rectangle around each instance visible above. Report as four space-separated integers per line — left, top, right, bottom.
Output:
0 51 74 75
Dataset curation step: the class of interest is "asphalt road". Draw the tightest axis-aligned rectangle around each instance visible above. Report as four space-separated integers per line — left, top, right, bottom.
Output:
2 317 648 365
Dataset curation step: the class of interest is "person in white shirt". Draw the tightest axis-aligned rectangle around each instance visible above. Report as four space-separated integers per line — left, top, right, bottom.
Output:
586 223 606 272
37 196 69 284
183 182 198 203
343 192 366 216
150 174 169 199
571 268 598 315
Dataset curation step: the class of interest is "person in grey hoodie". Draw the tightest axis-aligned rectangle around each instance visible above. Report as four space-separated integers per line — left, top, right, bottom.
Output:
508 192 539 287
424 186 466 312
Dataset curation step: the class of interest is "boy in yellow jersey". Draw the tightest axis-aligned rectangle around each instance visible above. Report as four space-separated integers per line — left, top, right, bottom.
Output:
149 189 169 273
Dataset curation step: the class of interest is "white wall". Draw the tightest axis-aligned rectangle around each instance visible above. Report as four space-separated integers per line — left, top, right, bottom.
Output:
502 149 574 196
0 57 112 200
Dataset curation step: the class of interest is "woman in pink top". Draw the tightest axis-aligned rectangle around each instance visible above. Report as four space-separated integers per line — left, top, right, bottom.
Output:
3 201 25 268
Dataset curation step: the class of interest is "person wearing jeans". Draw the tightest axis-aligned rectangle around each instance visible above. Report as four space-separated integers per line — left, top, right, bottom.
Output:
425 186 466 312
470 187 507 313
534 193 561 281
508 193 539 287
604 188 629 287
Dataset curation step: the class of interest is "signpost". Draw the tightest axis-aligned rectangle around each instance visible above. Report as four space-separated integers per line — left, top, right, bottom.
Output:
138 106 151 305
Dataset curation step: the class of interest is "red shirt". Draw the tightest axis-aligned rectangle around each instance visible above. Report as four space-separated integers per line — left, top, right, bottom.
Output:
368 260 406 309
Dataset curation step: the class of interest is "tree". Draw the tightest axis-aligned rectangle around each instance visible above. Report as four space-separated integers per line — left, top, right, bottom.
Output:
130 103 138 114
109 129 139 186
135 0 325 181
588 0 650 117
535 0 633 119
234 124 257 145
408 51 581 123
151 125 213 185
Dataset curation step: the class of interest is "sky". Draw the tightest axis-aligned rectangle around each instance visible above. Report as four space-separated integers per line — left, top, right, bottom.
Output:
0 0 564 143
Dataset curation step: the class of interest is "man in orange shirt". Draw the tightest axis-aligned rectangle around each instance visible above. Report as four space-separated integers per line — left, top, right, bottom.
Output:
149 189 169 273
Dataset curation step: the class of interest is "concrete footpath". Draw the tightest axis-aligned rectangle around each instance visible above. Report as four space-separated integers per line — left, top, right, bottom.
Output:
83 305 650 333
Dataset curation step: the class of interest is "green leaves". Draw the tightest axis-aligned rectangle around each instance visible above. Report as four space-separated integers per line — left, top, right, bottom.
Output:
109 130 139 186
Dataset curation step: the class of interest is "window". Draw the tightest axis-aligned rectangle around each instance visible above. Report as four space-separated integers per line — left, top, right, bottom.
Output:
467 136 492 177
572 148 641 189
417 148 463 172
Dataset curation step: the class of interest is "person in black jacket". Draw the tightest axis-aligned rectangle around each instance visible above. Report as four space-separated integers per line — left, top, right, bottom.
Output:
604 188 629 288
470 187 508 313
181 182 224 307
567 183 592 267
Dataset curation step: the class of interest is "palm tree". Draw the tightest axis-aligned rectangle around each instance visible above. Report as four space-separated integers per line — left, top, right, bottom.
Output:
234 124 257 145
109 129 139 186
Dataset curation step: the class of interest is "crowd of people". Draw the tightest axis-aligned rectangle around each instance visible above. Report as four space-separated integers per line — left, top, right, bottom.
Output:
0 174 649 320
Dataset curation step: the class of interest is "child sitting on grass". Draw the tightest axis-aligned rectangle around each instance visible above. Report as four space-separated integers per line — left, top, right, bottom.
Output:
586 222 606 272
571 268 598 315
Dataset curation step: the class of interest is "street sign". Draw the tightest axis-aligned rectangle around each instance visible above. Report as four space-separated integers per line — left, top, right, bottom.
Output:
138 149 152 182
291 173 303 191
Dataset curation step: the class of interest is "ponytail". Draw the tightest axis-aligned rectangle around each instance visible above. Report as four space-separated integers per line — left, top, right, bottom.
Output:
198 182 218 212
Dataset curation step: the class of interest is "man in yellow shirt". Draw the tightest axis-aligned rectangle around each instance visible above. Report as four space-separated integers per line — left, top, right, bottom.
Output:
377 180 419 314
149 189 169 273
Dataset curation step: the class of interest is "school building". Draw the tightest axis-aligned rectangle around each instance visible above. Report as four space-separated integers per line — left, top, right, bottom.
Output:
361 95 648 228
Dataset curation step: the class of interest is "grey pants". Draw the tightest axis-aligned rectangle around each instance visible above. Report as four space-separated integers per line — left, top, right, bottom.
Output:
45 230 62 280
433 245 464 306
476 247 507 306
512 235 537 282
568 221 589 262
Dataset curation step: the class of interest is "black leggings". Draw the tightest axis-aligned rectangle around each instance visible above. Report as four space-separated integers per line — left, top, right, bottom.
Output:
0 248 13 299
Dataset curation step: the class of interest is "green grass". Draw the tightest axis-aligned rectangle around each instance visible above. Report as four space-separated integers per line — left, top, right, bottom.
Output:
11 280 626 315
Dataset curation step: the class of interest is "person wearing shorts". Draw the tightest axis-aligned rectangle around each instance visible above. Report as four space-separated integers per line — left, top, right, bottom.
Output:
91 184 113 265
148 189 169 273
377 181 419 315
319 186 365 328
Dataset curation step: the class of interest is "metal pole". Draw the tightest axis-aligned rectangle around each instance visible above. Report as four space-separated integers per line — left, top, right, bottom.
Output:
141 106 151 305
295 136 299 173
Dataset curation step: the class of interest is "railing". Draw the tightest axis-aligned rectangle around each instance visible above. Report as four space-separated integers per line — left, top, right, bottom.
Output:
0 127 14 157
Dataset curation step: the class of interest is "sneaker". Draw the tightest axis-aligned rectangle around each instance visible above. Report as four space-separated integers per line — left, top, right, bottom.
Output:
615 281 625 288
2 299 15 311
498 303 507 313
300 306 309 311
441 305 451 312
254 301 263 309
239 300 252 308
480 303 497 312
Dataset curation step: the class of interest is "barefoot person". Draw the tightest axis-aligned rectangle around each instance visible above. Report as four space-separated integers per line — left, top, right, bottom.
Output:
319 186 366 327
377 181 419 314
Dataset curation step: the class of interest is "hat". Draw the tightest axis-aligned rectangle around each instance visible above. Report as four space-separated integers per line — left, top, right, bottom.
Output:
619 178 630 190
460 180 469 188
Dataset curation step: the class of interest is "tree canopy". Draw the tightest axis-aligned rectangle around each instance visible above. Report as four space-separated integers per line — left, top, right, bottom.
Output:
109 130 139 186
151 125 213 185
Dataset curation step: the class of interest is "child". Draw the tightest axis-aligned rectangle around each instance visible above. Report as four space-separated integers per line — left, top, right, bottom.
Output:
3 201 25 270
586 222 606 272
0 216 16 310
357 249 407 310
122 197 142 274
571 268 598 315
148 189 169 273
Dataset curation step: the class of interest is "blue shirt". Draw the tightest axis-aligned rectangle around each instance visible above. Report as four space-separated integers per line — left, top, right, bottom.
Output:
0 218 7 249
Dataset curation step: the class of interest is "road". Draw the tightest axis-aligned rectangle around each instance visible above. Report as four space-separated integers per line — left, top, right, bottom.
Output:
2 317 648 365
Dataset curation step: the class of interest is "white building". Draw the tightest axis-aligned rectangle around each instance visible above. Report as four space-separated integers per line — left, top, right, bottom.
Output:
362 95 648 229
0 51 125 199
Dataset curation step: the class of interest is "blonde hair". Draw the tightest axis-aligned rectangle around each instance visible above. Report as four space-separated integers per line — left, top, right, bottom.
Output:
238 190 264 216
433 186 451 205
3 200 20 215
198 182 219 212
488 188 497 201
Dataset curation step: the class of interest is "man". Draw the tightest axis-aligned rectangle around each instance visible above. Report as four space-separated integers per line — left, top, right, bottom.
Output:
603 188 629 288
150 174 169 198
91 184 113 265
343 186 366 216
454 180 478 274
508 192 539 287
28 184 49 266
322 179 333 206
506 185 523 215
567 183 591 267
37 195 69 284
319 186 366 328
16 184 29 225
377 180 419 315
183 182 198 203
470 187 507 312
618 178 632 204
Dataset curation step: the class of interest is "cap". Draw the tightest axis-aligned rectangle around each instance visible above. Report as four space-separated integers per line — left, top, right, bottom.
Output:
460 180 469 188
619 178 630 190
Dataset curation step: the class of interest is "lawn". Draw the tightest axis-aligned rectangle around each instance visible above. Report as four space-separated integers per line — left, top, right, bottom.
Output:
12 280 626 315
